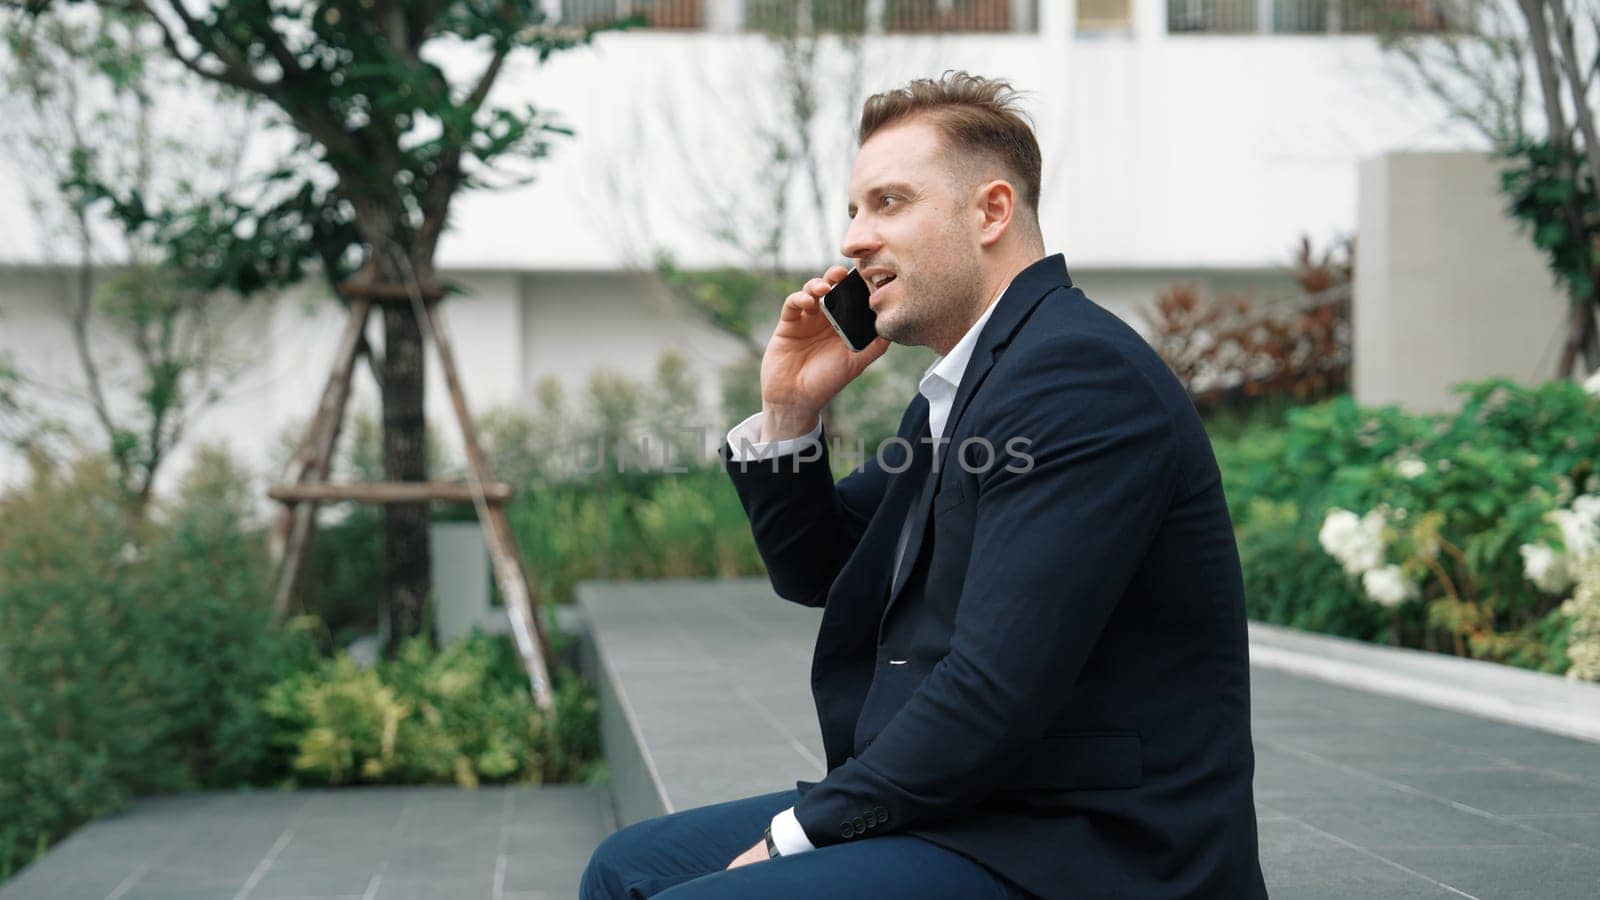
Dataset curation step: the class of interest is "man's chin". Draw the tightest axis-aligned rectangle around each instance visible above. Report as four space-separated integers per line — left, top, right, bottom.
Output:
875 313 930 348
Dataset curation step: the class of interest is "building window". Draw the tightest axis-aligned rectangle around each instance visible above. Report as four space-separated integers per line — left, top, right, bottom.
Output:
884 0 1027 32
561 0 705 30
1077 0 1133 30
1167 0 1453 33
746 0 868 32
745 0 1037 34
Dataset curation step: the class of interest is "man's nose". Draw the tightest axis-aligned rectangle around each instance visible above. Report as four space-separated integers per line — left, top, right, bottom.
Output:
840 216 880 262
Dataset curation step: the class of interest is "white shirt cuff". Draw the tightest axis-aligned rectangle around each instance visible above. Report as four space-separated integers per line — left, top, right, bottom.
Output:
769 807 815 856
725 411 823 462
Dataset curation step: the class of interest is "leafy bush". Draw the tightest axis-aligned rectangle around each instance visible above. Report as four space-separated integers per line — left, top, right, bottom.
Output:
1217 381 1600 674
262 631 600 787
507 467 766 602
0 449 316 881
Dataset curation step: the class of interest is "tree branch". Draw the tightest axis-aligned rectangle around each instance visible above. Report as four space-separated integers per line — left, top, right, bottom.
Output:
412 36 513 262
1546 0 1600 198
125 0 269 93
1520 0 1572 147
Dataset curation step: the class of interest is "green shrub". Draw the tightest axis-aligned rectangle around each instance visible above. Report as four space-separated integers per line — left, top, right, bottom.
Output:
507 466 766 603
0 449 315 881
1235 499 1385 641
1216 381 1600 673
262 631 600 787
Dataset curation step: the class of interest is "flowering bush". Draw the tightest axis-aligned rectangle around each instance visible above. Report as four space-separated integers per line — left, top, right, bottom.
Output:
1220 379 1600 676
1561 559 1600 681
1517 492 1600 680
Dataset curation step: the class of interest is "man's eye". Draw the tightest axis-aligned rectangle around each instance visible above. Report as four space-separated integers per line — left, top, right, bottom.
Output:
880 195 899 207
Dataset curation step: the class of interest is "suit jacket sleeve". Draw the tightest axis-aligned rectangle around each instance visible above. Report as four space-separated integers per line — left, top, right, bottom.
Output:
720 421 896 608
791 335 1180 844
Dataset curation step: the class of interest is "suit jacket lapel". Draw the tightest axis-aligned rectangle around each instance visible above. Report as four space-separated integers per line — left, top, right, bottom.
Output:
815 395 932 665
882 253 1075 616
888 449 938 602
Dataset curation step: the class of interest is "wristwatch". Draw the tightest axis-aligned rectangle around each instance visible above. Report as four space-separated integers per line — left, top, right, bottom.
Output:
763 824 780 858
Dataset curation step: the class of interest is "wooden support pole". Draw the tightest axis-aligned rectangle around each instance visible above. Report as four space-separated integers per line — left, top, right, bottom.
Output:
269 298 371 623
383 247 557 713
269 481 514 504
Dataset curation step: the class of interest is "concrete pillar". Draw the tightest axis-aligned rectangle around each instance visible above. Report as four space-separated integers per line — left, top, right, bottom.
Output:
1133 0 1166 42
431 521 508 645
706 0 743 31
1354 152 1568 414
1041 0 1077 40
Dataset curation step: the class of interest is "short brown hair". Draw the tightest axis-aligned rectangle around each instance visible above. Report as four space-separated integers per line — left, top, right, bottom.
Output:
858 71 1042 216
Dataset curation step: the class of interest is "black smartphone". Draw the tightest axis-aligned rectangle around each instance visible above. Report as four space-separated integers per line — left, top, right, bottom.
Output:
820 268 879 352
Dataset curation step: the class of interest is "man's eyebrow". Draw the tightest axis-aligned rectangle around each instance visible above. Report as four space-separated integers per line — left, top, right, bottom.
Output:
847 182 917 214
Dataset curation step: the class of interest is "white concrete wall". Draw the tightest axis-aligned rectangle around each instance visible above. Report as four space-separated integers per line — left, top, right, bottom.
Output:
1353 152 1568 413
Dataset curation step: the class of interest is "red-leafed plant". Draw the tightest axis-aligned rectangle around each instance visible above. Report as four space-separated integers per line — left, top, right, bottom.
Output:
1144 235 1353 413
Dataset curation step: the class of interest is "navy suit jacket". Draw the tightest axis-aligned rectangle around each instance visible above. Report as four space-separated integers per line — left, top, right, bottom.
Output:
720 255 1267 899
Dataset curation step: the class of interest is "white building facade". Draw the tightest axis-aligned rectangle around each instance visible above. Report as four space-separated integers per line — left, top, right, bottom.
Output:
0 0 1479 494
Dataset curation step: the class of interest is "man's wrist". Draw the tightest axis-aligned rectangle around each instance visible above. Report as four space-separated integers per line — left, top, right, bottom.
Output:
769 807 815 855
759 405 822 443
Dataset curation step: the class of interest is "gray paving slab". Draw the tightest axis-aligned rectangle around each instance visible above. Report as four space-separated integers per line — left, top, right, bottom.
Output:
581 577 1600 900
0 785 614 900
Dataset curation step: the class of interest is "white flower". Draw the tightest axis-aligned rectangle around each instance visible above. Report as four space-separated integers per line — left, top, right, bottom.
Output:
1362 565 1419 608
1561 558 1600 682
119 542 140 564
1521 543 1575 594
1548 509 1600 558
1318 509 1359 555
1572 494 1600 526
1319 508 1387 576
1396 458 1427 480
1582 367 1600 397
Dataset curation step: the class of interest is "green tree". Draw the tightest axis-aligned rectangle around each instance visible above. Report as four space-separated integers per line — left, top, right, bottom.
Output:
14 0 617 654
0 352 19 441
3 9 256 509
618 0 937 446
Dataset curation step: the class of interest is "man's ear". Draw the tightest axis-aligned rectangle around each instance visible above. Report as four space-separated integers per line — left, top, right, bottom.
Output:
974 179 1015 248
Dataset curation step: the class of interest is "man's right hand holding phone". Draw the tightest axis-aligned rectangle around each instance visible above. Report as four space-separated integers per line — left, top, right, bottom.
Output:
758 266 891 443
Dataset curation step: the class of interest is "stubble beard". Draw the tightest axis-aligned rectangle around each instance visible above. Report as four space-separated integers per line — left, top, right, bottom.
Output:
876 251 985 351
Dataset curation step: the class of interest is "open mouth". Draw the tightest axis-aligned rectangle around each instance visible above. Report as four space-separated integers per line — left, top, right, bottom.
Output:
868 273 896 294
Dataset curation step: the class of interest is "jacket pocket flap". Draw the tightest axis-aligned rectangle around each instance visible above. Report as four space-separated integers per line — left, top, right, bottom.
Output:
1001 731 1143 792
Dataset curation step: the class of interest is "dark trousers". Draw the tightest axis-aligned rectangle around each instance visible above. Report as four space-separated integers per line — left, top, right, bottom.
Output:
580 789 1033 899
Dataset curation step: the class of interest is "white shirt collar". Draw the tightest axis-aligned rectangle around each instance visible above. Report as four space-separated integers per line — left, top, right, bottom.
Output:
919 286 1005 442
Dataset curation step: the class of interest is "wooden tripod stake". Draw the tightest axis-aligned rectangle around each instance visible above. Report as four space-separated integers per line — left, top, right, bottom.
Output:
268 282 555 713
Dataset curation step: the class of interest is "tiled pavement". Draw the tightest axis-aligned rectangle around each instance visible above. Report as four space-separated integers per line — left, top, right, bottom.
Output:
0 785 612 900
582 578 1600 900
5 576 1597 899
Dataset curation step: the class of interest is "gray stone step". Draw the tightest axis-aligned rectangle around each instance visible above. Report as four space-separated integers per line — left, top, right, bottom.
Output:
580 576 1600 900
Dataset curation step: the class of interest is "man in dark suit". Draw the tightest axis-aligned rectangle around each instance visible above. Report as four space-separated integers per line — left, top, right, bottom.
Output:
581 71 1266 900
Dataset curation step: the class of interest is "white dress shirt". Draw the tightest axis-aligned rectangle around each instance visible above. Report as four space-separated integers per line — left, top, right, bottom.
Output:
725 288 1005 856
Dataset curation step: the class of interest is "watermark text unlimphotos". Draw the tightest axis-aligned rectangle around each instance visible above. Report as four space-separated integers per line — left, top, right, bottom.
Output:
555 427 1035 476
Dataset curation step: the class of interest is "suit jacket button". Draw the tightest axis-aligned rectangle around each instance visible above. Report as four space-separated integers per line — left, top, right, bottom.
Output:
864 809 878 828
852 815 866 834
874 805 889 822
840 821 854 838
